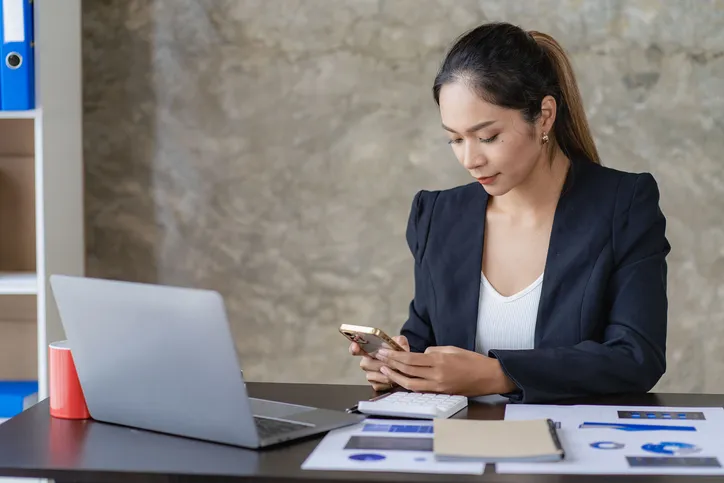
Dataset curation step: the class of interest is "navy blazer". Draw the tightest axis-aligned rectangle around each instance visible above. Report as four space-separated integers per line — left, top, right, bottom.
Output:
400 157 671 404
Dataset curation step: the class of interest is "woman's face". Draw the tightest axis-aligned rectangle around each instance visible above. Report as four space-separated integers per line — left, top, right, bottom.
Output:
438 81 550 196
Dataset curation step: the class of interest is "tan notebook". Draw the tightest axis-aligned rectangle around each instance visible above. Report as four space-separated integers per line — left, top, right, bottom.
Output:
433 418 565 462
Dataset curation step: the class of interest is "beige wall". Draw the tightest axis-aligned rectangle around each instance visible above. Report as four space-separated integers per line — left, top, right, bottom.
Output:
82 0 724 393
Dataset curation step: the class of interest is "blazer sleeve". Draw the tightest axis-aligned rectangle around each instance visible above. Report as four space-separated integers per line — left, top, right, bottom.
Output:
399 190 439 353
489 173 671 403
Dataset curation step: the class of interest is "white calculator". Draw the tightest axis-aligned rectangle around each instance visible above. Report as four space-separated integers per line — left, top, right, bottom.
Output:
356 391 468 419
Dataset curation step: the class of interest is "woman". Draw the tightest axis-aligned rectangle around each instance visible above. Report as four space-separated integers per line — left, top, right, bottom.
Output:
349 22 670 404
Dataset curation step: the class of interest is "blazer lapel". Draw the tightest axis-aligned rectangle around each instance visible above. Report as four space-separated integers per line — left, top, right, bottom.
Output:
534 158 589 346
437 183 488 351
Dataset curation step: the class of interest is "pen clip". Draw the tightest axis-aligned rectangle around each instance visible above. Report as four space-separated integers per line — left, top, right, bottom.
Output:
547 418 565 459
345 404 360 414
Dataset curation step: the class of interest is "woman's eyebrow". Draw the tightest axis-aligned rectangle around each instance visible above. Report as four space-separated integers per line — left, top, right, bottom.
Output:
442 120 497 134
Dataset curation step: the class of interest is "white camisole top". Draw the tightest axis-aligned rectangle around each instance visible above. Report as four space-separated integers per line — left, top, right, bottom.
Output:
472 271 543 404
475 271 543 356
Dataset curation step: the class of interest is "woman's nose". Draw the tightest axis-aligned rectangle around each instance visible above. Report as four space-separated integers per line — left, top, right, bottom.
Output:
462 142 484 171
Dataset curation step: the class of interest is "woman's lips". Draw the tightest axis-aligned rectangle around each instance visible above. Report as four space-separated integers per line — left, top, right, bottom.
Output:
477 174 498 185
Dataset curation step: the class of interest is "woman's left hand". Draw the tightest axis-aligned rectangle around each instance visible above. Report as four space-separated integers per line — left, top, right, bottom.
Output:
375 346 517 397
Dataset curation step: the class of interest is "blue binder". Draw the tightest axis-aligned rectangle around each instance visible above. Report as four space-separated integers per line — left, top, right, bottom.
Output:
0 0 34 110
0 380 38 418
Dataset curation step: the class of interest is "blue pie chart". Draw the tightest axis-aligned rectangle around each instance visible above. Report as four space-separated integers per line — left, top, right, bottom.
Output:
590 441 625 450
349 453 386 461
642 442 701 455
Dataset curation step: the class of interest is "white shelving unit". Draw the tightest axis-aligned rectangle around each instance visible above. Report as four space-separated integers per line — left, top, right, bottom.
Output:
0 110 36 119
0 0 83 409
0 272 36 295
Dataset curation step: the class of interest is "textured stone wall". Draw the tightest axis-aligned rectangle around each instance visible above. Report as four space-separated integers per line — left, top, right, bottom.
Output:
82 0 724 393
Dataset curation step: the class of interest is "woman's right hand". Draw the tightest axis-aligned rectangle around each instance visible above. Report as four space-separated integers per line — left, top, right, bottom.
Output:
349 335 410 392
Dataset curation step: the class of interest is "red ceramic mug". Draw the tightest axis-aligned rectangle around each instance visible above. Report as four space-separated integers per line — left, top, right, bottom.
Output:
49 340 90 419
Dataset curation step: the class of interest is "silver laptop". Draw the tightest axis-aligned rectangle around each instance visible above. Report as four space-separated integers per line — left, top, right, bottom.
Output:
49 274 364 448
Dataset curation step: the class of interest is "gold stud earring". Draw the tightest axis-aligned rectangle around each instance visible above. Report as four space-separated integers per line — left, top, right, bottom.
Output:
542 132 549 144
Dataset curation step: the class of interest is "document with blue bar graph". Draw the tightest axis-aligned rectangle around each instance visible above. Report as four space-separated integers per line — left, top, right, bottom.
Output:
498 404 724 475
301 419 485 474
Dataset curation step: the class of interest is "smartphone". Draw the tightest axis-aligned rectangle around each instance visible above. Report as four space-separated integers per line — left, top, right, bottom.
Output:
339 324 404 354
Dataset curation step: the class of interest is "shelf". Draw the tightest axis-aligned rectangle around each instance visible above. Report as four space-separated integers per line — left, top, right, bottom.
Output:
0 155 36 273
0 273 37 295
0 120 34 155
0 0 85 402
0 317 37 380
0 110 37 120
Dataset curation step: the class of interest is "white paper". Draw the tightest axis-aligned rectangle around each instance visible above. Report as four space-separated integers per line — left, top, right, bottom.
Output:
498 404 724 475
302 418 485 475
2 0 25 43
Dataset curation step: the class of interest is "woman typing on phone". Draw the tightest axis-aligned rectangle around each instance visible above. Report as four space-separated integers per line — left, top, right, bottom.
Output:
349 22 670 404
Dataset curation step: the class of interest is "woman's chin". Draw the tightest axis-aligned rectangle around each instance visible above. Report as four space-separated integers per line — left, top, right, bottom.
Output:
478 182 511 197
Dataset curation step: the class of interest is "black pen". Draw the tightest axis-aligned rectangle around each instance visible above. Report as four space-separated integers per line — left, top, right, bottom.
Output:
345 404 360 414
346 390 396 414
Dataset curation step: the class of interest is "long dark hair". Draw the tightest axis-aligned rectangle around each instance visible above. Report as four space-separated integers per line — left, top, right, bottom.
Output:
432 22 600 165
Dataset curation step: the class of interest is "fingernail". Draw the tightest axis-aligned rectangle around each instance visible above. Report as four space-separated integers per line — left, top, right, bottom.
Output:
380 367 388 375
377 349 390 358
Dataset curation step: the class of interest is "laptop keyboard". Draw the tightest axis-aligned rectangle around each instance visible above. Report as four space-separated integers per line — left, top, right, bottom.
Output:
253 416 312 440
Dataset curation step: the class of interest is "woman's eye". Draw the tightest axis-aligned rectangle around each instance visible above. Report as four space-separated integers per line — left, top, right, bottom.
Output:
447 138 463 145
479 134 499 143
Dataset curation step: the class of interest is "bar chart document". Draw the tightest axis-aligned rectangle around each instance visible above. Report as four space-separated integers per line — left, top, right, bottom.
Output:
498 404 724 475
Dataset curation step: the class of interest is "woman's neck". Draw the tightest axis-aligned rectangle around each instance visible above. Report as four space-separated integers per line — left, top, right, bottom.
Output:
489 150 571 219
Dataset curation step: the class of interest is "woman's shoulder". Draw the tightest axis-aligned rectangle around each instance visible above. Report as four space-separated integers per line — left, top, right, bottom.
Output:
575 157 660 192
406 182 481 230
405 182 483 261
572 158 663 214
409 182 482 212
573 159 668 259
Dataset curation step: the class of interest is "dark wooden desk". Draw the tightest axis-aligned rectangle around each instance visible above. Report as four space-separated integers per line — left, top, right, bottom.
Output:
0 383 722 482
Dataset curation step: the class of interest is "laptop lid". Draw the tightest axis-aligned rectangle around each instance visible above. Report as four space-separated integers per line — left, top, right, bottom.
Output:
49 275 261 448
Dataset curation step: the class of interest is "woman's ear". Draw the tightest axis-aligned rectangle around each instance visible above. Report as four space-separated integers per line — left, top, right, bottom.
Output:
539 95 557 134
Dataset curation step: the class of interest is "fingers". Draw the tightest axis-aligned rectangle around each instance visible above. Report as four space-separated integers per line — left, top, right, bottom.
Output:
393 335 410 352
349 342 363 356
380 366 436 393
380 356 434 379
424 345 458 354
362 357 394 391
376 348 433 367
360 355 394 386
360 355 384 372
365 367 390 385
350 334 415 393
371 381 394 392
